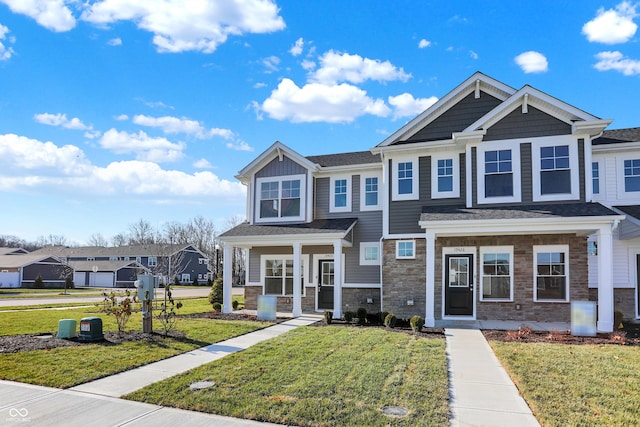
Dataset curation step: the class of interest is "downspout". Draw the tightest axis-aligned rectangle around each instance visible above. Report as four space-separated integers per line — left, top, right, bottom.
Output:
379 235 384 311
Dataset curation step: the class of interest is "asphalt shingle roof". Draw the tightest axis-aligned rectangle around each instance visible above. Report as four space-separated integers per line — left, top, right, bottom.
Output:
420 203 619 222
220 218 357 238
306 151 380 167
593 128 640 145
613 205 640 221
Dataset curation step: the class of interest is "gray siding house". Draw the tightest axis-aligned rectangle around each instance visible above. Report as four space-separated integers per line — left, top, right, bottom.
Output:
220 72 639 332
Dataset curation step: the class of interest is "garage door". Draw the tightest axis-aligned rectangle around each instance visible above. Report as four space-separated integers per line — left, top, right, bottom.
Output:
89 272 114 287
0 272 20 288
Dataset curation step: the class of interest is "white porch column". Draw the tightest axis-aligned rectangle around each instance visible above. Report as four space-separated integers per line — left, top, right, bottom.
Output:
292 242 302 317
333 239 343 319
597 226 614 332
425 231 436 327
222 243 233 314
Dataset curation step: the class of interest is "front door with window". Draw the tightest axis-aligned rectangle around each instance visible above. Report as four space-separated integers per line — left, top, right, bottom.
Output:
444 254 474 316
318 260 334 310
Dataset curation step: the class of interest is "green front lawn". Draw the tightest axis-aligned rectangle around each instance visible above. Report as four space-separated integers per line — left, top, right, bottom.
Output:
490 341 640 426
126 327 449 427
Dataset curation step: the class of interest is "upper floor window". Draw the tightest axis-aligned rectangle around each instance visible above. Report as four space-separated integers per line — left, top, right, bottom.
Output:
256 175 305 222
330 176 351 212
431 154 460 199
540 145 570 194
360 173 381 211
624 159 640 192
592 162 600 195
484 150 513 197
392 159 419 201
534 245 569 302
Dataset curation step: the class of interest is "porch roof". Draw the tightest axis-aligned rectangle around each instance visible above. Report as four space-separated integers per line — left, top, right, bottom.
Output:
220 218 357 245
419 203 623 236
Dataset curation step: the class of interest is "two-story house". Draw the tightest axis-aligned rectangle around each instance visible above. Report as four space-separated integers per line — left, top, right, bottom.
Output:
220 72 636 332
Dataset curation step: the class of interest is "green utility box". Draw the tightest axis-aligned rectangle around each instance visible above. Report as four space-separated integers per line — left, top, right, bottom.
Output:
57 319 77 339
78 317 104 341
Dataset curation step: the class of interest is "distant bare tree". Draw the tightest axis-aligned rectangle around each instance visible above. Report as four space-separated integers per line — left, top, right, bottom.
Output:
111 233 128 247
37 234 68 247
87 233 109 247
128 219 156 245
224 215 246 285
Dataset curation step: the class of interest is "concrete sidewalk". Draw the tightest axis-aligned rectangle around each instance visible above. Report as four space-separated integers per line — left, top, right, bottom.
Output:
446 328 540 427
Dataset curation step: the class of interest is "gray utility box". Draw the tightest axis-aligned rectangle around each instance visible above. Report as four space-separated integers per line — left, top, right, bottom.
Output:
78 317 104 341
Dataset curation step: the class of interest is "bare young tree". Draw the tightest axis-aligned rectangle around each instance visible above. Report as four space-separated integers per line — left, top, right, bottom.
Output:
37 234 68 247
128 218 156 245
87 233 109 247
111 233 128 247
224 215 247 285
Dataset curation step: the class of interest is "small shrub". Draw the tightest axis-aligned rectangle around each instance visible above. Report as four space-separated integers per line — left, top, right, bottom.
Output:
614 311 624 329
610 330 627 344
343 311 355 323
192 277 199 287
545 329 567 342
208 278 224 307
384 313 397 328
324 311 333 324
155 284 183 336
100 290 137 334
356 307 367 324
380 312 389 326
33 274 45 289
410 315 425 333
64 276 74 290
212 302 222 312
173 277 180 286
232 299 239 310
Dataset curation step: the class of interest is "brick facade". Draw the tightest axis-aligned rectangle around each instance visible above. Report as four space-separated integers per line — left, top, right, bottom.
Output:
383 234 591 323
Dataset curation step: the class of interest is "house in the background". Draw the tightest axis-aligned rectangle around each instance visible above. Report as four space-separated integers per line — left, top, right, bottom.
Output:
31 244 212 285
0 254 70 288
220 72 640 333
0 247 30 256
69 260 150 288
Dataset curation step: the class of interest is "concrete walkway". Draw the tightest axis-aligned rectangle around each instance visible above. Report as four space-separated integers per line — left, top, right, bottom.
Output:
446 328 540 427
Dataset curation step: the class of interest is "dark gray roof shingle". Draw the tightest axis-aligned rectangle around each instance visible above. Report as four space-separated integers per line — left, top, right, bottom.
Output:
220 218 357 238
593 127 640 145
306 151 380 167
420 203 619 222
613 205 640 220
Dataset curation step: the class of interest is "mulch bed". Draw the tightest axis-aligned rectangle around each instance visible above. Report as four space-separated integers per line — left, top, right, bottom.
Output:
483 322 640 346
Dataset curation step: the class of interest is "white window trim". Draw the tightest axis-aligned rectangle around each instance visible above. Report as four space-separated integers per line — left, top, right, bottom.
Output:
360 172 382 211
533 244 570 303
431 153 460 199
477 142 521 205
479 246 514 302
392 158 419 201
360 242 381 266
396 240 416 259
531 137 580 202
330 175 352 213
616 155 640 200
591 160 603 201
260 254 309 297
255 174 306 223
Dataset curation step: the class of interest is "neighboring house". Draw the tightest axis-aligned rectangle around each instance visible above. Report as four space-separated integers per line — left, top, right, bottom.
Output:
69 260 150 288
0 254 69 288
220 72 639 333
0 247 30 255
32 244 212 285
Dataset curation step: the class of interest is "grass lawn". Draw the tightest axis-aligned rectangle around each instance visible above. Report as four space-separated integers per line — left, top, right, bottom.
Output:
0 288 107 298
126 326 449 427
490 341 640 426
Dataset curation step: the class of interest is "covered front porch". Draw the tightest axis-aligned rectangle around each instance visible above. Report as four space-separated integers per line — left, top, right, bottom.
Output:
219 218 358 318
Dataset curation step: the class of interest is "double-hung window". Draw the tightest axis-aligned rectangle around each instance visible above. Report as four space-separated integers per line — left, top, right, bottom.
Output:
592 162 600 195
431 154 460 199
263 256 306 296
392 159 418 200
257 175 305 222
534 245 569 302
330 176 351 212
540 145 570 194
398 162 413 194
484 150 513 198
360 173 381 211
480 247 513 301
624 159 640 192
438 159 453 192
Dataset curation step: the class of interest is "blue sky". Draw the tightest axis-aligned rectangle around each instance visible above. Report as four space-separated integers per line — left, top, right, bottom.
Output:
1 0 639 245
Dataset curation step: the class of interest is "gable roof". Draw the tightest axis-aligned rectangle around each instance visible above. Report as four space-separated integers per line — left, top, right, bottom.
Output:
0 254 63 268
31 244 204 258
68 260 150 273
236 141 319 183
0 247 29 255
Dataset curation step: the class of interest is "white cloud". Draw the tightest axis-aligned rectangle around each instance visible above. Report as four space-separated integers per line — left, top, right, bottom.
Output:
193 158 213 169
290 37 304 56
262 55 280 73
34 113 92 130
388 93 438 120
107 37 122 46
80 0 285 53
594 50 640 75
418 39 431 48
0 23 15 60
514 51 549 73
0 0 76 32
309 50 412 85
469 50 479 60
260 78 390 123
132 114 233 139
226 140 254 151
583 1 638 44
115 114 129 121
0 133 243 198
253 82 267 89
99 128 185 163
301 59 316 71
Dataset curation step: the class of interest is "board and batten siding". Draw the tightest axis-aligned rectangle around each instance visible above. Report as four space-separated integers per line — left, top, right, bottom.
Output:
255 155 308 178
406 91 502 142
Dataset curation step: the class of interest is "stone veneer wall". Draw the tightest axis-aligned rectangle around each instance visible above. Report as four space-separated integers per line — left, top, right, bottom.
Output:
589 288 637 321
381 239 427 319
382 234 590 323
342 288 382 315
